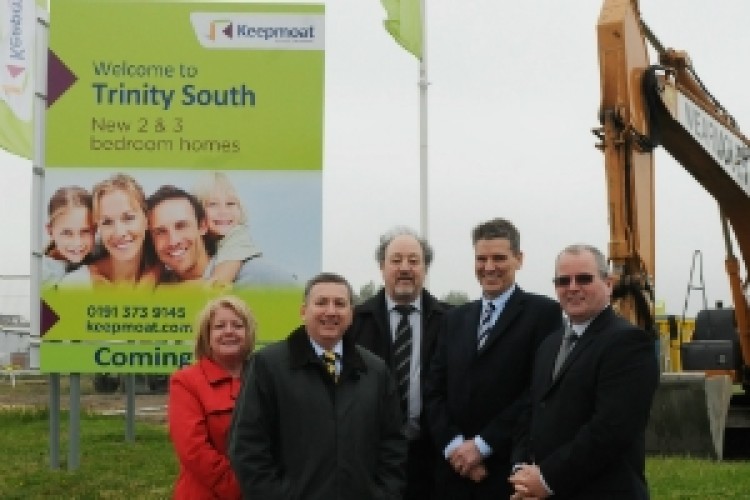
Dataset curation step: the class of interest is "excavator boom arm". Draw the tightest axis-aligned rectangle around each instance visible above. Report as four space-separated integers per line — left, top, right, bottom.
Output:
597 0 750 380
596 0 750 460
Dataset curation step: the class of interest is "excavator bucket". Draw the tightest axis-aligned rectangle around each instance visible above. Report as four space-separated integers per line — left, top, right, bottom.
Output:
645 372 732 459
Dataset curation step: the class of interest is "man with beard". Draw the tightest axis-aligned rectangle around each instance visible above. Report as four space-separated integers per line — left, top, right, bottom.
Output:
146 185 295 286
349 227 450 500
425 218 563 499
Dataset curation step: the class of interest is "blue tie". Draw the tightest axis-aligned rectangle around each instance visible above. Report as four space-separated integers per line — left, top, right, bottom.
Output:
477 302 495 349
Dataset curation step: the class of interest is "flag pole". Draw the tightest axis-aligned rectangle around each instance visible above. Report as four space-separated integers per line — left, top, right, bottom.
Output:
418 0 428 240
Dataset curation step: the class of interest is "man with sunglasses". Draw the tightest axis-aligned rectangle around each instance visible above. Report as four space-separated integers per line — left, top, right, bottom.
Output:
509 244 659 499
425 218 563 499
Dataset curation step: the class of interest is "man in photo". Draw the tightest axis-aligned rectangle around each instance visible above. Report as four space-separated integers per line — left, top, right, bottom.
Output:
146 185 296 287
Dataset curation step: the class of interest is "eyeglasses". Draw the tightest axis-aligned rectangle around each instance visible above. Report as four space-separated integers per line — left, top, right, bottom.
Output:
552 273 596 288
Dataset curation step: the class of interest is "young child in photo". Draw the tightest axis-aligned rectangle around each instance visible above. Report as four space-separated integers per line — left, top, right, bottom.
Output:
193 172 259 287
43 185 95 285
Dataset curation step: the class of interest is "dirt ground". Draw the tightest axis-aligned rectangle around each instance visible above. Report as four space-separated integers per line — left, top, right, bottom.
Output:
0 373 168 422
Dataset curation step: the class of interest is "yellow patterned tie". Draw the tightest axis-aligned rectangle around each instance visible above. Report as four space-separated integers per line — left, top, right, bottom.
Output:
322 350 338 383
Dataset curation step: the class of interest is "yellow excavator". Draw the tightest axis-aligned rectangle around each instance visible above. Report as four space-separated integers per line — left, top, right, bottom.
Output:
595 0 750 459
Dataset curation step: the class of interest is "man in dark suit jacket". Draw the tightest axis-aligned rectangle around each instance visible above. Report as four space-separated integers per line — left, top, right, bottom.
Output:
349 227 449 500
424 218 563 499
510 244 659 499
229 272 407 499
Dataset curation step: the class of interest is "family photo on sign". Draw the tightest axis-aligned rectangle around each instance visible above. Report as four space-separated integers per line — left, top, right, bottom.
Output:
42 171 296 291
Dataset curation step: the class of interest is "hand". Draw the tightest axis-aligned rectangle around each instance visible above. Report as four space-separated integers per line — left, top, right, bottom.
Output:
467 463 487 482
510 493 541 500
448 440 482 476
508 464 549 499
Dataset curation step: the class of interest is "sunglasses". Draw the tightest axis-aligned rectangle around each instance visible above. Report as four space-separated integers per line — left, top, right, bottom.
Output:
552 273 596 288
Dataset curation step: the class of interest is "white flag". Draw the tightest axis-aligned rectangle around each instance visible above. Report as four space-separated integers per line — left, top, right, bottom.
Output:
0 0 47 159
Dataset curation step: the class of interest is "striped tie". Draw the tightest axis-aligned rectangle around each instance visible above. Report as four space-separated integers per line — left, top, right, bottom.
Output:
393 304 415 418
322 350 338 383
477 302 496 350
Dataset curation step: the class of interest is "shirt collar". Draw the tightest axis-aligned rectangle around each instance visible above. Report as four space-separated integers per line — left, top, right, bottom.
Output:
309 338 343 357
569 306 608 336
570 317 593 336
483 283 516 310
385 294 422 314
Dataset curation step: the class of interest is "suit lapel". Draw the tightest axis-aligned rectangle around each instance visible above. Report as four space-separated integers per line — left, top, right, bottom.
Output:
549 329 594 386
477 288 523 355
420 291 437 362
371 292 394 364
337 339 369 417
539 326 564 392
461 300 484 356
544 307 614 393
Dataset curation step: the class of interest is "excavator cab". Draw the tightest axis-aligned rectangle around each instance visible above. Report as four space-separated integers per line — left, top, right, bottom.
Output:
681 306 742 376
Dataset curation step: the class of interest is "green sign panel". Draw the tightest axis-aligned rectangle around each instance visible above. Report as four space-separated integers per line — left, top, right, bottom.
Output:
41 1 324 372
41 287 302 342
46 1 324 170
41 342 195 374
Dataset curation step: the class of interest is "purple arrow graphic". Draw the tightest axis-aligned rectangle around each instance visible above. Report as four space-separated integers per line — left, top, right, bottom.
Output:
40 299 60 337
47 49 78 107
223 22 233 39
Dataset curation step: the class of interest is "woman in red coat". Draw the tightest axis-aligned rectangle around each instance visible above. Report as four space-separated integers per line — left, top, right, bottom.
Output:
168 295 255 499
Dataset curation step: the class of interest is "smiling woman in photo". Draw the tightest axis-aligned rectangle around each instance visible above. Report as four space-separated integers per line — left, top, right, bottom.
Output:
59 173 159 289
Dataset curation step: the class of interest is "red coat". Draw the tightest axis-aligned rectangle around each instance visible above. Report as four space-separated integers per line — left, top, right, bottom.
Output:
169 357 242 499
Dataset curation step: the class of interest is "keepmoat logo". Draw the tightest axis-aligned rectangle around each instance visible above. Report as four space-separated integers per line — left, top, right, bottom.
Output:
208 20 233 41
191 12 324 51
1 0 35 120
234 23 315 41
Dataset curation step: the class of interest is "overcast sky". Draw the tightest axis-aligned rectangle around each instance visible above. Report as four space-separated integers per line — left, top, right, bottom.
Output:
1 0 749 319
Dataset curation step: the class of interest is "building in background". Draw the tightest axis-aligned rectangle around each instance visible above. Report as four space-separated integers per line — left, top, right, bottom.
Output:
0 276 35 369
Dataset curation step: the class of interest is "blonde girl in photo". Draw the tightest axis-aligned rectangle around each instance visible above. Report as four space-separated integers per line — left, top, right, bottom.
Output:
43 185 95 286
193 171 260 288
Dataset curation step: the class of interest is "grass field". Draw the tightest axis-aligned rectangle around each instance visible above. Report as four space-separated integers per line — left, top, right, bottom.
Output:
648 456 750 499
2 377 750 499
1 409 750 499
0 409 175 499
